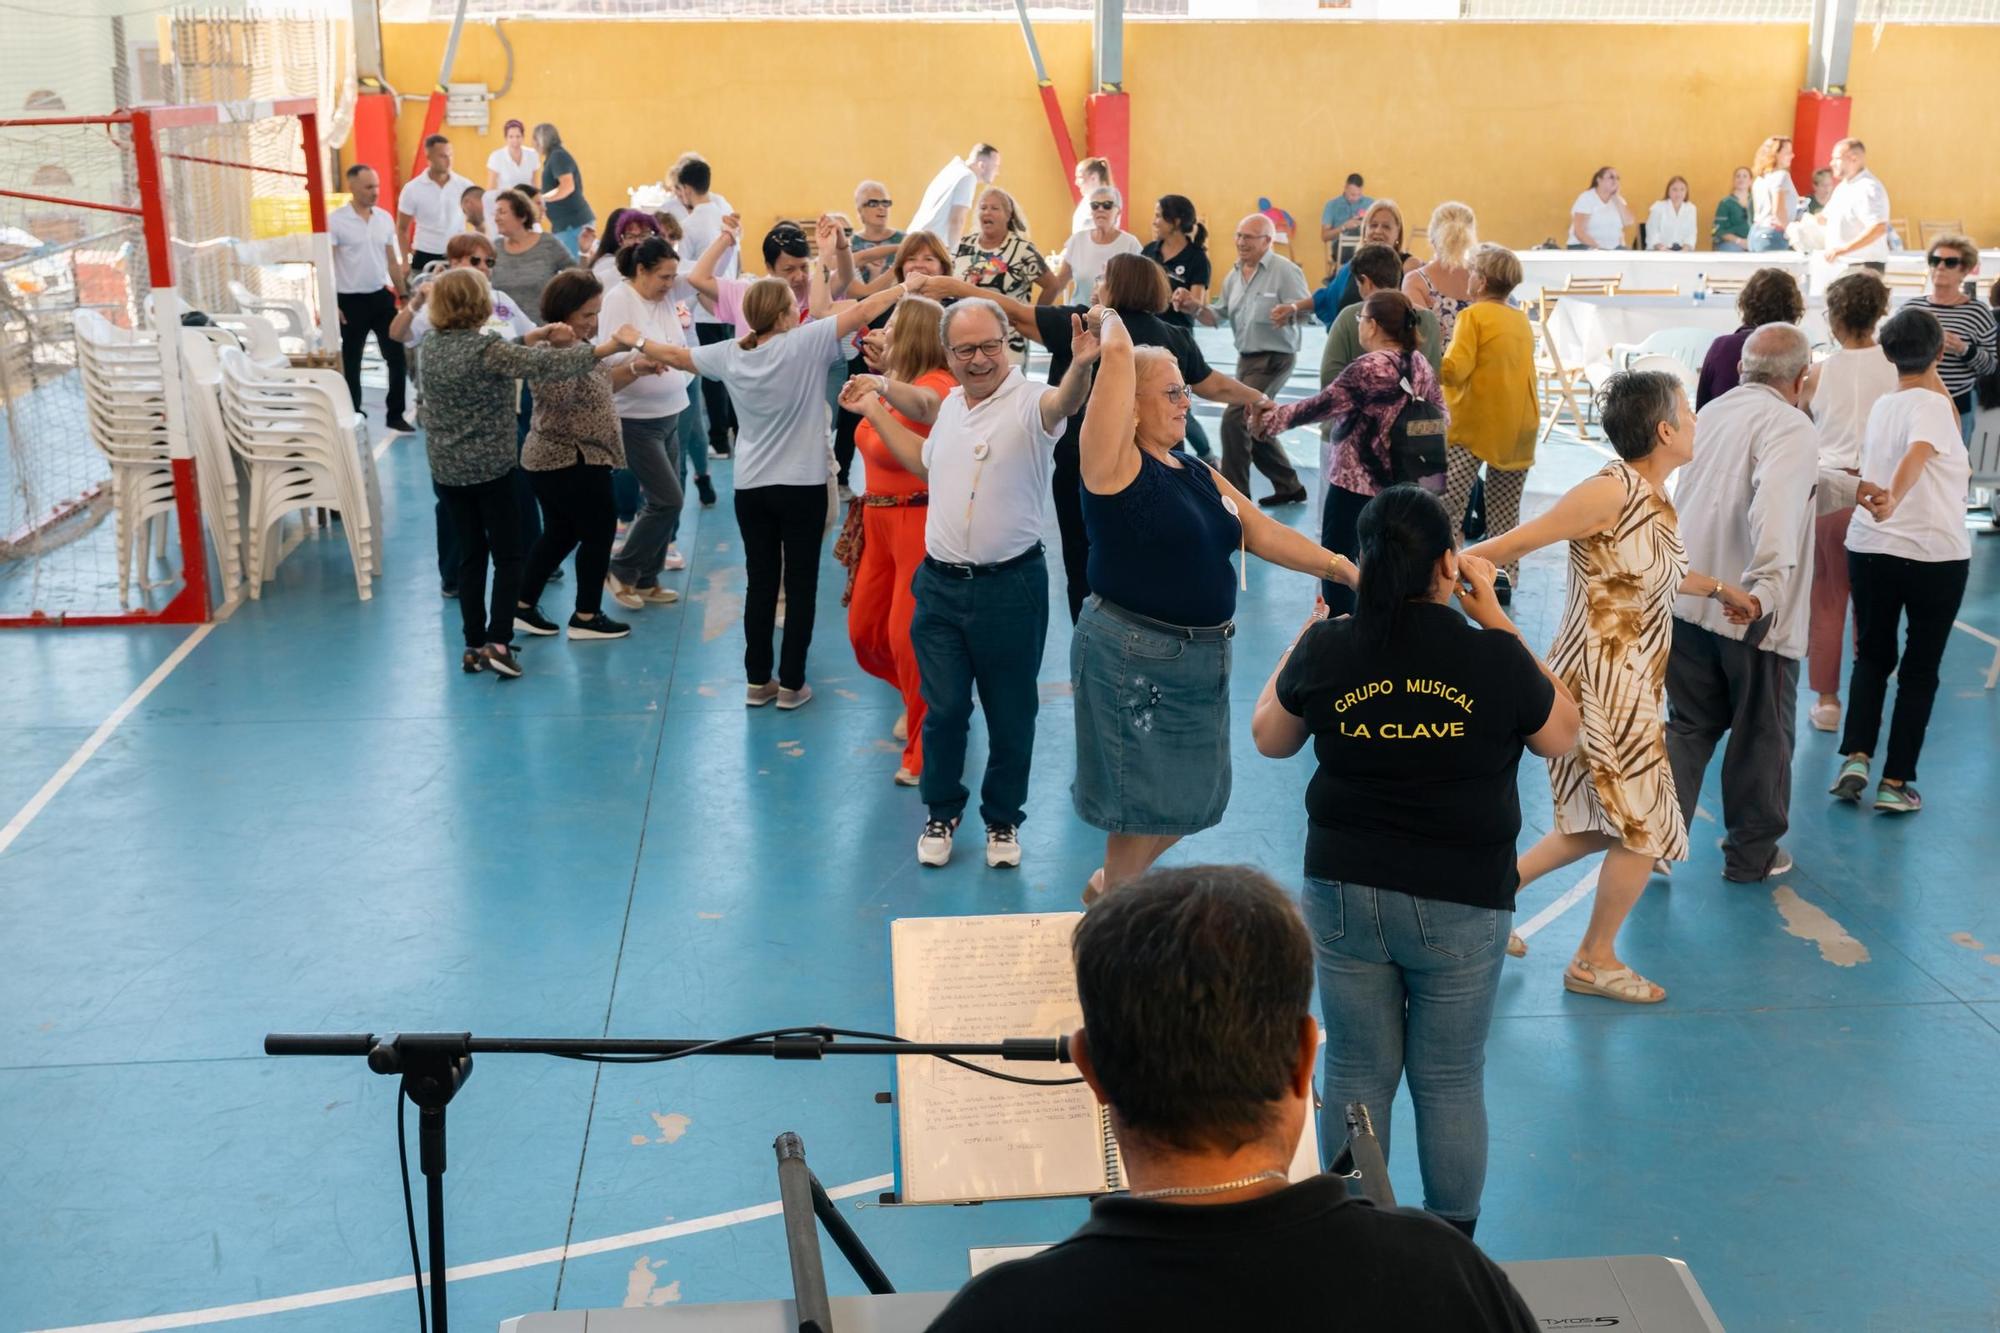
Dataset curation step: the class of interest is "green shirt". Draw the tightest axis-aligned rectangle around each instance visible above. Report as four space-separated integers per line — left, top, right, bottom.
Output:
1320 301 1443 388
1712 194 1751 246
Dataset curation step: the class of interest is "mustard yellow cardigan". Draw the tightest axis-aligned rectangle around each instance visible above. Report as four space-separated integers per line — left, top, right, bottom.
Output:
1438 300 1540 470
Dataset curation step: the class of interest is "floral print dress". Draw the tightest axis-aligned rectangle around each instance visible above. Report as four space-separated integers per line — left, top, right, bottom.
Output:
952 232 1046 362
1547 460 1690 861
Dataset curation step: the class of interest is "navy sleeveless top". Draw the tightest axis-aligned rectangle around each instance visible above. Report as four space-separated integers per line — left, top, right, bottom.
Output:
1082 448 1244 627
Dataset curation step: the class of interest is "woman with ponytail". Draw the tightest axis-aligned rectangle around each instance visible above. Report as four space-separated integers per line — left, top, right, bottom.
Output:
1143 194 1211 329
1250 290 1445 615
1252 485 1579 1239
624 270 911 709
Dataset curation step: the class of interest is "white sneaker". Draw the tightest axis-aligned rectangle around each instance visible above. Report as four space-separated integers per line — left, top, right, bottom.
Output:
985 824 1021 868
663 545 687 572
1809 700 1841 732
917 818 957 867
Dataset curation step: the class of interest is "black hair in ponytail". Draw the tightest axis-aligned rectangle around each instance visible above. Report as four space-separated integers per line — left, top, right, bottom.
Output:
1352 485 1455 645
1157 194 1208 251
615 235 679 281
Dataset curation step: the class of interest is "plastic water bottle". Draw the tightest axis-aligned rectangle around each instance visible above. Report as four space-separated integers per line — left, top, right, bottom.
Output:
1694 272 1707 304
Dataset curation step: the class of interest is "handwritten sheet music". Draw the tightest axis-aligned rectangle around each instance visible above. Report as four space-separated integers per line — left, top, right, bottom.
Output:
890 913 1108 1203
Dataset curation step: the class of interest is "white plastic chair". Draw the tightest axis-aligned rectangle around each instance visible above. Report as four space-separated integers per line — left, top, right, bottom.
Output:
176 331 248 598
227 279 314 353
1610 326 1719 378
1624 352 1700 401
74 310 182 598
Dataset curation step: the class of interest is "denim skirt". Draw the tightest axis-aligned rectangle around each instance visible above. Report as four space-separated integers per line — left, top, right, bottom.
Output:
1070 595 1233 835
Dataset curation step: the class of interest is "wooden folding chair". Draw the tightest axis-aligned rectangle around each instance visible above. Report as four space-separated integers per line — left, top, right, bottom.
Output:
1888 218 1912 250
1533 304 1592 443
1706 275 1749 296
1918 219 1964 250
1562 276 1620 296
1613 285 1681 297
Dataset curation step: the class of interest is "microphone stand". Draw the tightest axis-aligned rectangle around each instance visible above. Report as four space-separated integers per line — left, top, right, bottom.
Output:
263 1027 1072 1333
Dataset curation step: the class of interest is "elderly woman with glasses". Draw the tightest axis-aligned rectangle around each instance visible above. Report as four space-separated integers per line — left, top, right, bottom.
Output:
1050 185 1142 305
1908 234 1995 447
953 186 1062 362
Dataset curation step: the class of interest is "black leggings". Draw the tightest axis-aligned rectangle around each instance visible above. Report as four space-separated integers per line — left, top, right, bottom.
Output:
521 461 614 617
735 483 828 690
437 473 523 648
1320 482 1369 614
1051 438 1090 624
833 353 866 488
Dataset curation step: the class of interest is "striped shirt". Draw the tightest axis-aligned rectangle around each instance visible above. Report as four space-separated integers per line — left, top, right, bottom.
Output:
1907 296 1998 400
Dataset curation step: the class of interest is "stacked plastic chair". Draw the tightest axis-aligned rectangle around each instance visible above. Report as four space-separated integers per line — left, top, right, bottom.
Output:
72 310 181 603
175 329 249 599
226 279 315 354
215 345 382 600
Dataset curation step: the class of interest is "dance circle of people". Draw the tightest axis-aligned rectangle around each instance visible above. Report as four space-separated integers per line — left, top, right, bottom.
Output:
348 129 1988 1256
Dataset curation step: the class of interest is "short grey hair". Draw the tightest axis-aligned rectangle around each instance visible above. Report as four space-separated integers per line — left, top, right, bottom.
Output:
1088 184 1124 213
940 298 1008 348
1739 322 1811 387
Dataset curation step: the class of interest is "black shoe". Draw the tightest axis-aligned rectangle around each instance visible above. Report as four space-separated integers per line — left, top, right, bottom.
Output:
441 582 458 598
385 414 415 434
1258 487 1309 508
460 648 484 674
1494 571 1513 606
568 611 631 640
546 565 564 583
514 604 560 636
482 643 523 678
696 474 717 507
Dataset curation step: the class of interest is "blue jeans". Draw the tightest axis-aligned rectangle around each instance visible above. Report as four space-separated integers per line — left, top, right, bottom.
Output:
1957 396 1976 449
911 550 1049 827
1302 876 1509 1227
1713 239 1747 252
1748 226 1790 252
677 388 711 481
553 224 588 258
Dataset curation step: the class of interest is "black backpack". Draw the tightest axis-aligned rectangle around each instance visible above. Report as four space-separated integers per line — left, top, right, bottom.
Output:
1385 365 1448 494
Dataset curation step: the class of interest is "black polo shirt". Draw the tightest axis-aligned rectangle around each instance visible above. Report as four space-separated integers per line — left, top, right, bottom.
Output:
1035 304 1211 456
924 1174 1538 1332
1141 239 1212 328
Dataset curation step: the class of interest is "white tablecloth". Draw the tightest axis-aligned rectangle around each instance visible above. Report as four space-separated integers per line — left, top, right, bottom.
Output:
1545 295 1833 372
1517 248 2000 300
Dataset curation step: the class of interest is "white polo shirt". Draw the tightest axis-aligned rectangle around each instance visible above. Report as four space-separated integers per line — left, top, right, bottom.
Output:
397 170 477 256
1824 169 1891 264
329 203 399 294
922 368 1063 565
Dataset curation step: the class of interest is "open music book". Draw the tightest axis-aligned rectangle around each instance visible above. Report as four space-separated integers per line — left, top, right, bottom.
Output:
889 911 1319 1206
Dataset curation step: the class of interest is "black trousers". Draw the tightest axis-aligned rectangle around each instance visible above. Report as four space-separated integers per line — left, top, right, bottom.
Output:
695 323 739 450
1839 551 1970 782
521 462 615 617
833 353 866 487
433 481 459 586
735 483 828 689
1663 619 1798 881
1320 482 1369 614
1051 438 1091 623
437 473 524 648
337 289 406 418
410 249 445 274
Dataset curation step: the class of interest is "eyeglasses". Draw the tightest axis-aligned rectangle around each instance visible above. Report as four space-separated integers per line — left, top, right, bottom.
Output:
1234 233 1268 243
947 339 1007 362
1161 385 1193 405
1089 201 1118 212
1927 254 1967 270
465 256 495 269
861 198 892 210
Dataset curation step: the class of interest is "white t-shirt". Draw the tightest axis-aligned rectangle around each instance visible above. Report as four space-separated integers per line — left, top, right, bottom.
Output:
1061 228 1142 303
922 368 1061 565
598 279 692 420
487 145 540 193
1846 387 1971 562
329 203 400 293
1824 169 1891 264
1567 190 1626 249
689 317 846 489
908 159 980 249
1645 199 1698 250
677 195 739 324
1810 344 1899 472
397 171 478 256
405 290 535 346
1070 197 1095 237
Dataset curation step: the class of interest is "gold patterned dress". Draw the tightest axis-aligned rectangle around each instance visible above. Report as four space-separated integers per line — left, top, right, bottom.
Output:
1546 460 1690 861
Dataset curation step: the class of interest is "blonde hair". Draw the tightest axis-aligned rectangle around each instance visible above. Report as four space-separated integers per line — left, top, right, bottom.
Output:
1751 136 1790 178
428 269 493 331
1362 199 1406 250
1427 201 1477 268
886 296 949 384
1133 345 1179 387
737 277 794 348
1468 243 1523 301
1076 155 1112 186
977 186 1029 237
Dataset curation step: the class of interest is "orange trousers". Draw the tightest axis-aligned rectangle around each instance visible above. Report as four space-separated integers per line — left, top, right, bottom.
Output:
847 505 928 774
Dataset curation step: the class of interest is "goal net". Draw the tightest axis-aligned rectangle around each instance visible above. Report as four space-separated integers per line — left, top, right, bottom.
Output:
0 99 334 626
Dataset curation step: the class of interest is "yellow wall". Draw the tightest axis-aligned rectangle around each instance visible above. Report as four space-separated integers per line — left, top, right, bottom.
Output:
382 19 2000 285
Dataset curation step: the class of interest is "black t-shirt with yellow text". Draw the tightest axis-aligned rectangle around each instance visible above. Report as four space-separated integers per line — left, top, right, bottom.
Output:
1276 601 1555 909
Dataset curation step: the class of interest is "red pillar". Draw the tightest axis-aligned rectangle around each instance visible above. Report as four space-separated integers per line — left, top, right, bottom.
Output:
1085 92 1129 217
349 90 401 195
1791 90 1851 197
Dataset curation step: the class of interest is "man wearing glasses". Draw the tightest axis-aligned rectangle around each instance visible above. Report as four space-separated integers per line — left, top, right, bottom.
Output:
1189 214 1312 506
840 299 1100 871
1822 139 1892 273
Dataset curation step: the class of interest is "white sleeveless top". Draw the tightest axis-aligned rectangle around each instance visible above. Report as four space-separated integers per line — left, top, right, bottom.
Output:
1810 344 1899 472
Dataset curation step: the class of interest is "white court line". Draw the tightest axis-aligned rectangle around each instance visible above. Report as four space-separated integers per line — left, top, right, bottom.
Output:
1952 619 2000 690
371 427 401 461
32 1173 896 1333
0 622 215 860
1515 866 1601 941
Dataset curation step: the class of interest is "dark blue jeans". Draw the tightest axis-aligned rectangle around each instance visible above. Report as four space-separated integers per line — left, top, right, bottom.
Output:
910 549 1049 827
1302 877 1509 1228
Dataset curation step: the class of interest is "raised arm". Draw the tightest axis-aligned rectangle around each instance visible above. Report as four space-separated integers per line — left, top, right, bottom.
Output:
833 279 908 342
1038 309 1102 434
688 213 739 301
1079 311 1140 494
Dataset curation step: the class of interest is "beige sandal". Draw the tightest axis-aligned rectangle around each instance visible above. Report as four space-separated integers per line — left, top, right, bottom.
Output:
893 711 908 742
1082 868 1106 907
1564 959 1666 1004
1507 931 1527 958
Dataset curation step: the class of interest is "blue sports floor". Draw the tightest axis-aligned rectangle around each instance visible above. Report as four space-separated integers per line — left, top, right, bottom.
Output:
3 332 1999 1333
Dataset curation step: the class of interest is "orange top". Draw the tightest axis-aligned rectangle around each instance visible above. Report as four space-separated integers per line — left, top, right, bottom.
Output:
856 368 955 498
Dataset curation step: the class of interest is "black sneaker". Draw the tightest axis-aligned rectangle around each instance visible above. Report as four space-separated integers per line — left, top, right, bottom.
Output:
441 582 458 598
1494 571 1513 606
514 604 560 636
461 648 484 674
1873 781 1922 815
547 565 564 583
385 414 416 433
568 611 631 640
482 643 523 678
696 474 717 507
